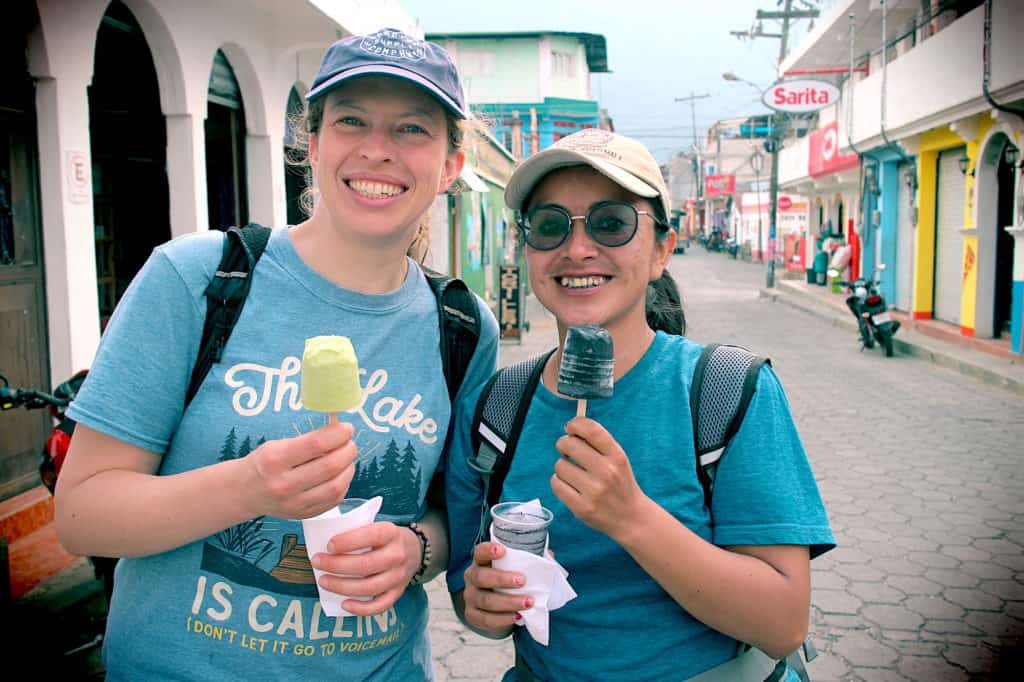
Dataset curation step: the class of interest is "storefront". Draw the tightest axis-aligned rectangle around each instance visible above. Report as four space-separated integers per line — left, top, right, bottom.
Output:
807 121 861 280
861 146 917 310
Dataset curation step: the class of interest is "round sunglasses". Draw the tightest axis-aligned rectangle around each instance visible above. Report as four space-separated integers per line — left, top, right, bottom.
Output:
518 200 663 251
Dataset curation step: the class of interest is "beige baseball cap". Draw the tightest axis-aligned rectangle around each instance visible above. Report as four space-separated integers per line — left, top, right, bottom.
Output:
504 129 671 220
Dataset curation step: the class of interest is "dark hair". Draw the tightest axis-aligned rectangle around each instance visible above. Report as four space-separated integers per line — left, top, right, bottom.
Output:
646 199 686 336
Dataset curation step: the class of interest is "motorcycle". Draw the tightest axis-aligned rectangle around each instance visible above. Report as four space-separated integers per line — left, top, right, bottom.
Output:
725 237 740 259
703 229 725 252
0 369 117 601
829 264 901 357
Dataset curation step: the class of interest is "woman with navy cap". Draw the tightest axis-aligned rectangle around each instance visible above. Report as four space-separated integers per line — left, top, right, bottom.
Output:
56 28 497 680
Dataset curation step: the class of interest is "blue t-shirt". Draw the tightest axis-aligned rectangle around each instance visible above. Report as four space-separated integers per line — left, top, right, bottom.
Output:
446 332 834 682
67 227 498 681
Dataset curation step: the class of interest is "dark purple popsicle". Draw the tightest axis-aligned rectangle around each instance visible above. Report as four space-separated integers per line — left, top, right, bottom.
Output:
558 324 614 400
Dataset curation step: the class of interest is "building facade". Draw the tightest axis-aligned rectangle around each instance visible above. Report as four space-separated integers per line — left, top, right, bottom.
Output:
426 31 611 160
0 0 423 502
777 0 1023 353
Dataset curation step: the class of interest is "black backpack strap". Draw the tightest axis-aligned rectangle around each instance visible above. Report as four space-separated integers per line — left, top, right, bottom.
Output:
468 349 554 545
690 343 770 508
423 268 481 403
185 224 271 408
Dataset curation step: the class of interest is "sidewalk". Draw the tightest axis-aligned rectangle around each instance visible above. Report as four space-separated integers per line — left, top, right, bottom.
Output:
761 275 1024 397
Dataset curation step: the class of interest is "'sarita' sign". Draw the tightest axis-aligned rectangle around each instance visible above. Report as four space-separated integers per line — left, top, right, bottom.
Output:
762 79 839 113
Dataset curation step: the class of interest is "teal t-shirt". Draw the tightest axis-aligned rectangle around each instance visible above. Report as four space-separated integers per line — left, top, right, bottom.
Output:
446 332 834 682
67 227 498 680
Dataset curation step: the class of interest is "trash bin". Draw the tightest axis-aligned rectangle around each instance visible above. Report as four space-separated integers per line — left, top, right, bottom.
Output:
812 251 829 286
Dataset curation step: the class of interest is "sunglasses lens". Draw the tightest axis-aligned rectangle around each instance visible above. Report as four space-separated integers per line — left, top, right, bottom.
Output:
525 208 569 250
588 204 637 246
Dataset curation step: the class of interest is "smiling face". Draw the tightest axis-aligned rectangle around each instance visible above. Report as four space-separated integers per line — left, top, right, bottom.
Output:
524 165 674 337
308 75 464 250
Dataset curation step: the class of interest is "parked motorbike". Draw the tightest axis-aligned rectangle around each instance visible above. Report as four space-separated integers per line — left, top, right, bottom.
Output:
829 264 901 357
0 369 117 601
725 237 740 259
703 229 725 252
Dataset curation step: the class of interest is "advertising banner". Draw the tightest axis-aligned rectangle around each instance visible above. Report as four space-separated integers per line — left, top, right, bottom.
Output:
809 121 859 177
704 174 736 196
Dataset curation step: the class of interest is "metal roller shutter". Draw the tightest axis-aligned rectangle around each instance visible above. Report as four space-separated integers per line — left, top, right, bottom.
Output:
933 148 965 324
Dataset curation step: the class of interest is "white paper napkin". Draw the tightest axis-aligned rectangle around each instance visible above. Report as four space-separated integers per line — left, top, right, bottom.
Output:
301 496 383 617
490 500 577 646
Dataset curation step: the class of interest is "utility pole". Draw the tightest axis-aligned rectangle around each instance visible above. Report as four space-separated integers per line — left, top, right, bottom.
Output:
730 0 818 287
674 91 710 150
766 0 795 288
675 92 710 230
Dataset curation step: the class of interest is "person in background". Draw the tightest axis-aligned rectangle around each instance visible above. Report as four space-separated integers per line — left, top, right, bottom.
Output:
445 129 834 681
56 27 497 680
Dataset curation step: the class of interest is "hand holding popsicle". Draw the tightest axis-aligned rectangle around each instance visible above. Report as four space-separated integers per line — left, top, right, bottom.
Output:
301 335 363 424
558 325 614 417
243 421 359 521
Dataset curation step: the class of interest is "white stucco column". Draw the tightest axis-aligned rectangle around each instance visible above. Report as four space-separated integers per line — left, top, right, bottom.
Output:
246 133 286 227
166 113 209 237
34 75 101 383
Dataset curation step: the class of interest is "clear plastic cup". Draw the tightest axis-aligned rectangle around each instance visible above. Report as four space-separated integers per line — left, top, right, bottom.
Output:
490 502 554 556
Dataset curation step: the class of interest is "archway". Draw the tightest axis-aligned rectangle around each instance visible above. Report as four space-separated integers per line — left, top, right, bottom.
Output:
89 0 170 325
205 49 248 231
975 132 1018 338
284 86 307 226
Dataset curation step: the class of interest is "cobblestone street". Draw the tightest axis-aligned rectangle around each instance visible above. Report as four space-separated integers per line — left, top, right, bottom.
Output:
427 248 1024 681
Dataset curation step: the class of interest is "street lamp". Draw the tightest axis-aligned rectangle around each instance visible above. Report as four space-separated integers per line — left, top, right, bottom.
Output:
722 71 764 95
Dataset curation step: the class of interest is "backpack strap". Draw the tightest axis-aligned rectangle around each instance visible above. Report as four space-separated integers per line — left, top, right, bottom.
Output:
468 349 554 545
185 224 272 408
690 343 770 508
423 268 481 403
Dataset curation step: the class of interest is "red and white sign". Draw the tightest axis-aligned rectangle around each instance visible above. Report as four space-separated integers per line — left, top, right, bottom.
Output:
762 79 839 113
808 121 859 177
777 196 793 211
704 174 735 196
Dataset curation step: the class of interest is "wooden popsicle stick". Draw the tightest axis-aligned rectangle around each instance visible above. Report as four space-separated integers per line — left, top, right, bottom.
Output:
576 399 587 418
328 412 338 425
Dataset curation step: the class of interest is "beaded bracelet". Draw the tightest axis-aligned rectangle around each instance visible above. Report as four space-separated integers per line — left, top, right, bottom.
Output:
406 522 432 585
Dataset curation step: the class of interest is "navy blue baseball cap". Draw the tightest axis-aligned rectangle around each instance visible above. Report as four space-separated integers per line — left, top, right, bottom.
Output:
306 28 467 119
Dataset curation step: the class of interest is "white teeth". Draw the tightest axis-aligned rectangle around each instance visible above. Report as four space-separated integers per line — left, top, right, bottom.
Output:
559 276 608 289
348 179 405 198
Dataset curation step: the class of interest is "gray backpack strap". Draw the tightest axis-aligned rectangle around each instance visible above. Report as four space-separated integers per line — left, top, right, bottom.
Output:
690 343 770 508
468 350 554 545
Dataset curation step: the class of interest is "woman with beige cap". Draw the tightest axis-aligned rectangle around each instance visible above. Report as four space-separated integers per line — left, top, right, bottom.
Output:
444 129 834 681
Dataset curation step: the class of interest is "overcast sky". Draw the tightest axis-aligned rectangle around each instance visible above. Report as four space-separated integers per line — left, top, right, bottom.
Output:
400 0 820 162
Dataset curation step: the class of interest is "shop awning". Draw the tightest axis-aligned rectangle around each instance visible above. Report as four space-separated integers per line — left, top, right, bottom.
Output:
460 164 489 192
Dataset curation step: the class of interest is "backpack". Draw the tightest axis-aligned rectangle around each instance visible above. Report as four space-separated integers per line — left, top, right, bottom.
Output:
468 342 818 681
185 224 481 409
469 342 769 528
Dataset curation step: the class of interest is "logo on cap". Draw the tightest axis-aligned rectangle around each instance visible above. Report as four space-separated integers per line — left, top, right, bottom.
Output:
556 129 615 149
556 129 622 161
359 28 426 62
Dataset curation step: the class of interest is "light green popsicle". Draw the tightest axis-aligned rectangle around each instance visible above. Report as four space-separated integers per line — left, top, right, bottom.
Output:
301 335 362 414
